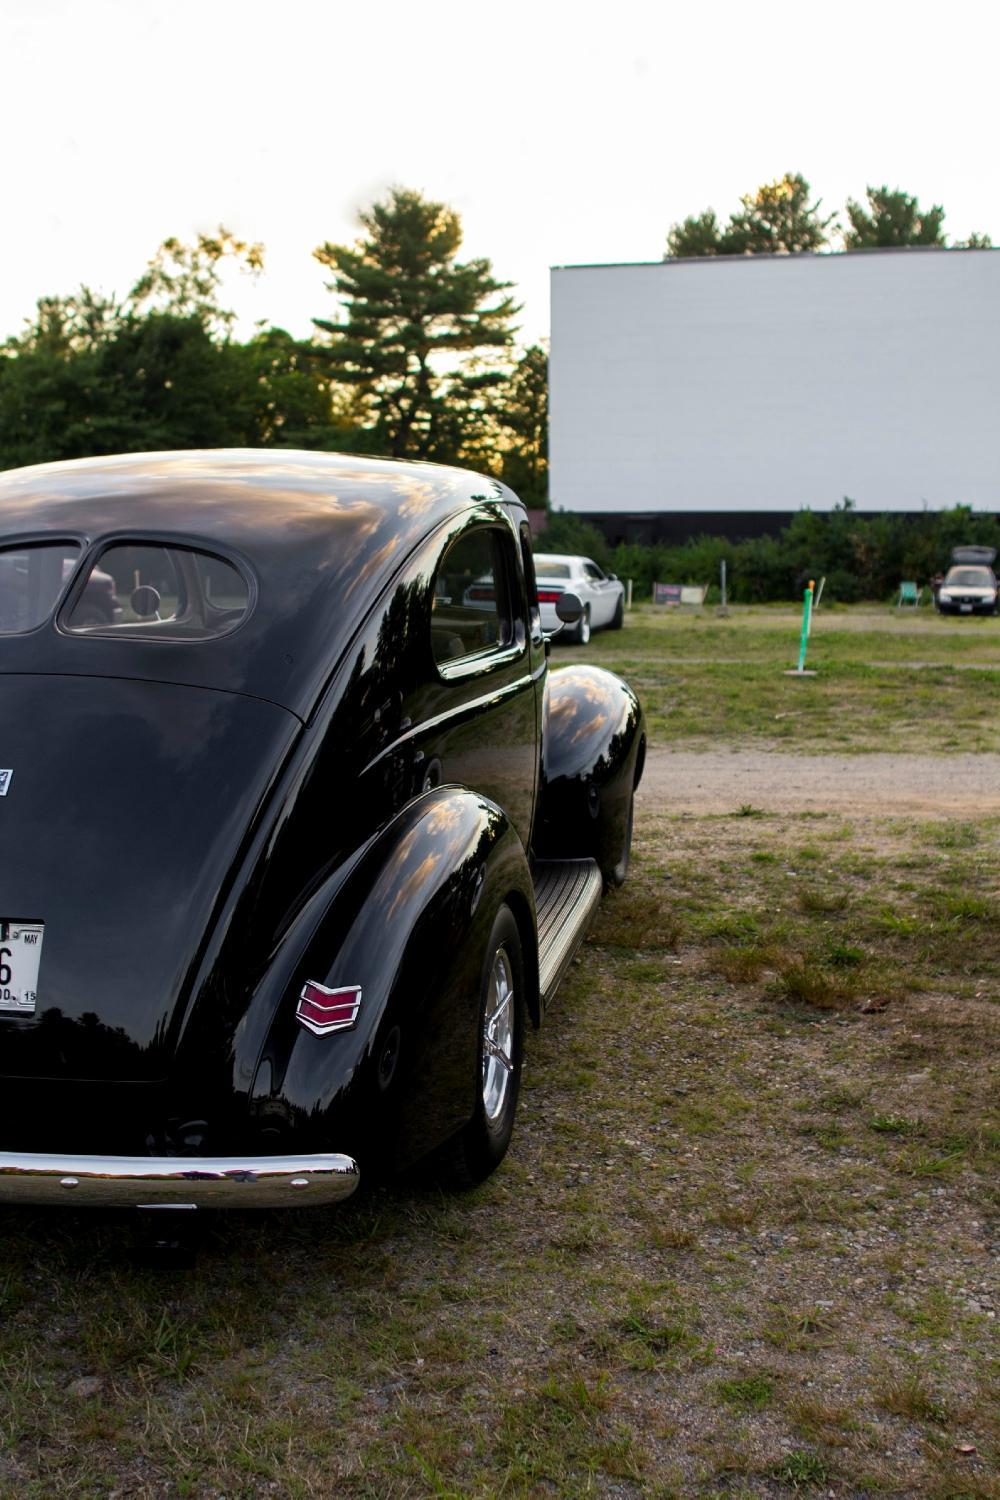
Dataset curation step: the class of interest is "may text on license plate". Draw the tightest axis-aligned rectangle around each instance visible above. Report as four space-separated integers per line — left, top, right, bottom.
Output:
0 920 44 1015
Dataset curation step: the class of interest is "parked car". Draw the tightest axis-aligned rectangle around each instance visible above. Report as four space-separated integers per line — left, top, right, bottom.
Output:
0 451 645 1212
936 547 998 616
532 554 626 644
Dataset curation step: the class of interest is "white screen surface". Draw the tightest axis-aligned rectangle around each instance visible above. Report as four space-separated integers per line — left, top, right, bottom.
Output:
550 250 1000 514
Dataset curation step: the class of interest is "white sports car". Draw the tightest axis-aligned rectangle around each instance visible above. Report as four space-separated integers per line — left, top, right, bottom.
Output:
533 554 625 644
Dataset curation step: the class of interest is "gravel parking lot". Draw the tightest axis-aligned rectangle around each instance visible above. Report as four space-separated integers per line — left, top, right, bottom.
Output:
641 747 1000 815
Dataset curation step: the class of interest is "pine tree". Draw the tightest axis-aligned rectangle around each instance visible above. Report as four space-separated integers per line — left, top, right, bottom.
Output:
313 188 519 460
843 186 946 248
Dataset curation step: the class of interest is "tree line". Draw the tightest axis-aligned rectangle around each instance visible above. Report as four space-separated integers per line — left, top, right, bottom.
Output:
0 192 549 505
665 174 991 257
539 502 1000 605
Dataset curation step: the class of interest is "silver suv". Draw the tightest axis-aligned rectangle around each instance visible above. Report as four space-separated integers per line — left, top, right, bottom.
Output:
936 546 998 616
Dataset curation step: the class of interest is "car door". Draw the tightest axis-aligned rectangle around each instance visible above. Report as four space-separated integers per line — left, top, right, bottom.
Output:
404 512 537 851
581 560 614 626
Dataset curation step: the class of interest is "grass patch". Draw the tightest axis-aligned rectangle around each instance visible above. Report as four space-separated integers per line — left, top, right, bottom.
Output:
797 886 850 914
826 939 864 966
585 603 1000 754
770 958 854 1009
589 885 681 949
932 892 994 923
770 1450 829 1487
717 1373 775 1410
922 821 980 849
713 944 771 983
870 1113 923 1136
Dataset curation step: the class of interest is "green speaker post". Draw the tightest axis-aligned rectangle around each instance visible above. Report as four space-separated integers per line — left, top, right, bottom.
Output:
784 580 817 677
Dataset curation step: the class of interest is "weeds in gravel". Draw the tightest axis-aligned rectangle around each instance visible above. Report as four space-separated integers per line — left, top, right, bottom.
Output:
923 821 980 849
763 1305 837 1353
770 958 854 1008
870 1113 923 1135
712 944 771 982
933 891 995 923
876 1371 951 1424
770 1449 829 1487
787 1395 858 1443
797 885 851 914
611 1313 702 1369
826 938 864 966
717 1373 775 1410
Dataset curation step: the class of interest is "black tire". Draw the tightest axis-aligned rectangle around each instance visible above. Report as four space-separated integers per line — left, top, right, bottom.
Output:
604 789 634 888
437 905 525 1188
572 607 592 646
609 594 625 630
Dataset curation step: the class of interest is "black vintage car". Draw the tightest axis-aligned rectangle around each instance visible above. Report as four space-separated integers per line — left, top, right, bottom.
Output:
0 451 644 1213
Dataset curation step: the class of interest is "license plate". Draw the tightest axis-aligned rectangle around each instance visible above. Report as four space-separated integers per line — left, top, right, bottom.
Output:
0 921 44 1015
960 604 973 613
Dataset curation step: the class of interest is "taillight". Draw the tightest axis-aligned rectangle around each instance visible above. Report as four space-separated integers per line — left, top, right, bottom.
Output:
467 587 495 601
296 981 362 1036
536 589 564 604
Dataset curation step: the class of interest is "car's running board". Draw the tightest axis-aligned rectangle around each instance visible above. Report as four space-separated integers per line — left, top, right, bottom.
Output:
533 858 603 1009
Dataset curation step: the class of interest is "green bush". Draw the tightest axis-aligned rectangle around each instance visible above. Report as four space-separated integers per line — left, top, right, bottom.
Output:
534 512 612 567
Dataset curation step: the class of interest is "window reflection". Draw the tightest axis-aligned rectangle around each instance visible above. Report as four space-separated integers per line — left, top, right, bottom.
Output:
431 529 511 665
0 542 81 635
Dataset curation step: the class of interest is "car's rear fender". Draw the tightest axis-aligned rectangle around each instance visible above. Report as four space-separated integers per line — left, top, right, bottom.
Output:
239 785 538 1169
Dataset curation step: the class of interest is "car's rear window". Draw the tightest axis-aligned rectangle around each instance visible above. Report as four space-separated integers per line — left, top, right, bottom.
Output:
64 543 250 640
0 542 81 634
533 556 572 578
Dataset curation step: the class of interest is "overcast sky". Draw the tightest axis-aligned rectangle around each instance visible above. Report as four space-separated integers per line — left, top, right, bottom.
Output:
3 0 996 348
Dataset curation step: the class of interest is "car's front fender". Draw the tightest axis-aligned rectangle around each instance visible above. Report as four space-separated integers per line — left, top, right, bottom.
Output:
534 664 645 877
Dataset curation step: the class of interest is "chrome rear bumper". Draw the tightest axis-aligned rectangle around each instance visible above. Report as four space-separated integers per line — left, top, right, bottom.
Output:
0 1151 360 1208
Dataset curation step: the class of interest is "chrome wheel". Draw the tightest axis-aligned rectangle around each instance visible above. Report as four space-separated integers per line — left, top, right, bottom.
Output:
482 948 515 1125
436 904 524 1188
577 609 591 645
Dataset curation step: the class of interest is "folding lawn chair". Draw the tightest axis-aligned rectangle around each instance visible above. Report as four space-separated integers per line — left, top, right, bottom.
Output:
896 581 922 609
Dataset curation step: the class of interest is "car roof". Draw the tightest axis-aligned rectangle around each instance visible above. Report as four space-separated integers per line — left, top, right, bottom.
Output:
0 449 516 717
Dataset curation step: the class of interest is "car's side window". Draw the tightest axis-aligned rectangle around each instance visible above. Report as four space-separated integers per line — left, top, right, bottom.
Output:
431 527 513 666
583 562 605 582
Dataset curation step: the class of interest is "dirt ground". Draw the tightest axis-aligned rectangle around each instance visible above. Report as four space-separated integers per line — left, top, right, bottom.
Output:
640 747 1000 816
